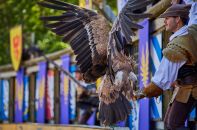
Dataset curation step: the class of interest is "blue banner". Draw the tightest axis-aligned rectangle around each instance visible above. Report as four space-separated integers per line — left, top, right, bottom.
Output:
0 80 4 120
69 65 77 121
138 19 150 130
35 62 47 123
15 68 24 123
128 101 139 130
189 107 196 121
0 79 9 121
60 55 70 124
150 33 163 120
23 76 29 121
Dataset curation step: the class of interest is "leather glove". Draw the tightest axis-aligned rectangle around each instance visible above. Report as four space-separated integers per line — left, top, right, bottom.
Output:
133 89 146 100
133 82 163 100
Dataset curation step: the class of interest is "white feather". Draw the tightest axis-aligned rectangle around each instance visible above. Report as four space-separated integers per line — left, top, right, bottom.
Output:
114 71 124 86
129 71 137 82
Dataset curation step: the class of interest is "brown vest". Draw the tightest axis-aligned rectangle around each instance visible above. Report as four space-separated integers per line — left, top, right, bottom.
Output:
163 24 197 103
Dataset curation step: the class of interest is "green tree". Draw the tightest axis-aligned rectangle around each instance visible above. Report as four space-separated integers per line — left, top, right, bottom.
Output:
0 0 76 65
106 0 117 14
0 0 116 65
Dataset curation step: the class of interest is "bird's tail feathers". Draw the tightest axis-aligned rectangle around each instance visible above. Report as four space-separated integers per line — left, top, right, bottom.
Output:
99 92 132 126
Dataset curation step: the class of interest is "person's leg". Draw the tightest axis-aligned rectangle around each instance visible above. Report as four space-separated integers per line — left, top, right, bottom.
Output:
164 104 172 130
78 108 85 124
78 108 92 124
164 96 196 130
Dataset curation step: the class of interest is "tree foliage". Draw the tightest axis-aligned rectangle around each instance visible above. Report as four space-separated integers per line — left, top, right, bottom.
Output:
106 0 117 14
0 0 116 65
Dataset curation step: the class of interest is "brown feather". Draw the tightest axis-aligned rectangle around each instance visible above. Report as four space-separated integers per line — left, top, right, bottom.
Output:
39 0 152 126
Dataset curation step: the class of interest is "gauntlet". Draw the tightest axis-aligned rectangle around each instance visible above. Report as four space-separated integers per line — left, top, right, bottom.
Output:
134 82 163 100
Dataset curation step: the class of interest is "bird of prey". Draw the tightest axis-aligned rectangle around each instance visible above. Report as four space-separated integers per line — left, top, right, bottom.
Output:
38 0 151 125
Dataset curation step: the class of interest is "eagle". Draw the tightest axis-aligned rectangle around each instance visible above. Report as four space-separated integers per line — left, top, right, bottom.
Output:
38 0 151 125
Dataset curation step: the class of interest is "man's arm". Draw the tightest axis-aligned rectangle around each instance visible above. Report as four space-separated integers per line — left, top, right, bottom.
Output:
134 57 186 99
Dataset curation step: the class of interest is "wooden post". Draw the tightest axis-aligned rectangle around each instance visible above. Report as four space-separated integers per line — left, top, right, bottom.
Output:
8 77 15 123
54 69 60 124
29 73 36 122
147 0 171 19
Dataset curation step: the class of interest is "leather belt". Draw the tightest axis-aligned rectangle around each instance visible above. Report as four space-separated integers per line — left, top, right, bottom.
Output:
177 75 197 85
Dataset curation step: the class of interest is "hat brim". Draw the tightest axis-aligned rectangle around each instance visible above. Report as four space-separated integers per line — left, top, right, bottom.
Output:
158 13 174 18
158 4 191 18
158 11 189 18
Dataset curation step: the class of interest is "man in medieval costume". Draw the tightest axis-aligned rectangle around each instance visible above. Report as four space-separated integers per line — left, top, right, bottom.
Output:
135 0 197 129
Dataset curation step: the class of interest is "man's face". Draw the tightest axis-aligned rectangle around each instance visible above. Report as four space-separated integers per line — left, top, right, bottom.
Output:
75 71 83 80
164 16 179 33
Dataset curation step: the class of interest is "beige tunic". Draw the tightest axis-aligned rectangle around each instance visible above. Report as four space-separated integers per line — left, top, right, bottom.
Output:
163 25 197 103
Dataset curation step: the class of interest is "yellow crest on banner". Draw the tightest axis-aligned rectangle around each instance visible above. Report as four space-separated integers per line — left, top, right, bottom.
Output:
79 0 92 9
10 25 22 71
140 43 149 86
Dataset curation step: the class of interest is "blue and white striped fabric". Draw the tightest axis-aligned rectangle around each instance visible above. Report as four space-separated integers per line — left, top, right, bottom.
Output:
128 101 139 130
23 76 29 121
69 65 77 121
150 33 163 120
189 107 196 121
0 79 9 121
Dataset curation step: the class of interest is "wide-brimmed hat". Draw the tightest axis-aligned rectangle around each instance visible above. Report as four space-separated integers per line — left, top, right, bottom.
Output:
159 4 191 19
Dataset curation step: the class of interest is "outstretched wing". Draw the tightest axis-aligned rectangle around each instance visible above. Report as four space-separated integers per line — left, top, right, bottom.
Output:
38 0 110 82
111 0 151 52
99 0 152 125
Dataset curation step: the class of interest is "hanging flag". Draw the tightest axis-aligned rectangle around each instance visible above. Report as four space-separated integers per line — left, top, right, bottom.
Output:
117 0 128 13
69 65 77 121
60 55 70 124
0 80 9 121
79 0 92 9
138 19 150 130
35 62 47 123
128 100 139 130
10 25 23 71
189 108 196 121
0 79 4 120
23 76 29 121
15 68 24 123
46 70 54 121
150 33 163 120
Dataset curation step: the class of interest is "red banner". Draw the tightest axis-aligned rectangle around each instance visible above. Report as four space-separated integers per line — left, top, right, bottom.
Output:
10 25 22 71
